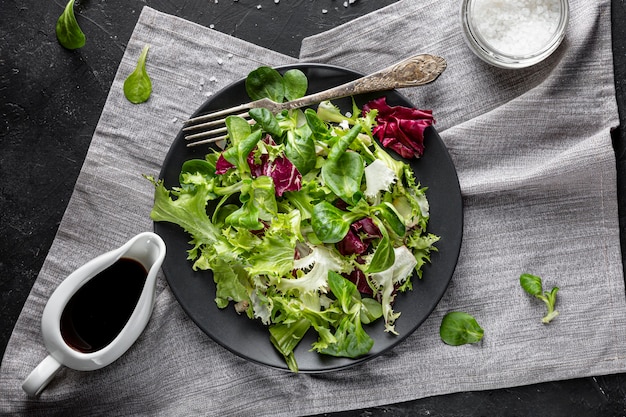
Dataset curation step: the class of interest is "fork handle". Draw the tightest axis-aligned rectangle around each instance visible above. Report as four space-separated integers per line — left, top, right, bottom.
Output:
283 54 446 111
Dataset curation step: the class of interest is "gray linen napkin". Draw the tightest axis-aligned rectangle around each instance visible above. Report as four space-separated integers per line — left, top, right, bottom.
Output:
2 2 626 415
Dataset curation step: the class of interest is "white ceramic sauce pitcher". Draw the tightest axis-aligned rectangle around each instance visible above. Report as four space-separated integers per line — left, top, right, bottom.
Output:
22 232 166 396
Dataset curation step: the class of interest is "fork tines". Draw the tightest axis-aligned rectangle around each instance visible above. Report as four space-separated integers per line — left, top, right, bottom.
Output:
183 98 282 147
183 111 250 146
183 101 256 147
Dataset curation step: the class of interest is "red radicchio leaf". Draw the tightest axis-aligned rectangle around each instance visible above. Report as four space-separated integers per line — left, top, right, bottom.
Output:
362 96 434 159
334 199 349 210
351 217 382 239
336 217 382 256
215 135 302 196
337 229 368 256
258 154 302 196
344 267 373 295
253 136 302 196
215 154 235 174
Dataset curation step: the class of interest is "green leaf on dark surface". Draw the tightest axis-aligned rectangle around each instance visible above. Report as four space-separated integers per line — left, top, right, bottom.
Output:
56 0 86 50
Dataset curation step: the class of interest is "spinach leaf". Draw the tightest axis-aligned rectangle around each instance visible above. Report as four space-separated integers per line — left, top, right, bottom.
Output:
520 273 559 324
179 159 216 184
327 124 362 162
245 67 308 103
284 125 316 175
249 108 282 138
322 152 364 204
360 297 383 324
56 0 86 50
367 231 395 273
123 45 152 104
221 117 262 173
373 202 406 238
311 201 362 243
282 69 308 101
236 130 264 168
225 115 253 147
519 273 543 296
245 67 285 102
305 108 332 141
321 124 364 203
440 311 484 346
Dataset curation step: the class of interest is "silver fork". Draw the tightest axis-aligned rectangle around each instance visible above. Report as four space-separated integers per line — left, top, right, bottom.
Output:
183 53 447 147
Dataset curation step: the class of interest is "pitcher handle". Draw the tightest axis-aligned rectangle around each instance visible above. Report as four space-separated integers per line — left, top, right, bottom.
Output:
22 355 63 396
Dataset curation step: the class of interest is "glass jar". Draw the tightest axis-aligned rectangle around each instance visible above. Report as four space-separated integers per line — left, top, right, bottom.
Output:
461 0 569 69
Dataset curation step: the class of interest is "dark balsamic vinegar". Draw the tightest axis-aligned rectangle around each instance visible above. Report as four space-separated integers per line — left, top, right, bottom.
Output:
60 257 147 353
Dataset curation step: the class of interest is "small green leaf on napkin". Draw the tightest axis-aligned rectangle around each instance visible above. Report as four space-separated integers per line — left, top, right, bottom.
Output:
440 311 484 346
56 0 86 50
124 45 152 104
520 273 559 324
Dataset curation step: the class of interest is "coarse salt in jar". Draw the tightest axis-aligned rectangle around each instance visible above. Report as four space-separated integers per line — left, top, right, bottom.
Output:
461 0 569 69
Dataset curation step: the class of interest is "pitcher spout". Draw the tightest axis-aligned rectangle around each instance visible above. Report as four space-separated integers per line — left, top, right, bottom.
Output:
121 232 167 282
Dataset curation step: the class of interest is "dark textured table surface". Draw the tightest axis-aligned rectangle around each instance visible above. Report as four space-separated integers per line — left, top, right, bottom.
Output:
2 1 626 415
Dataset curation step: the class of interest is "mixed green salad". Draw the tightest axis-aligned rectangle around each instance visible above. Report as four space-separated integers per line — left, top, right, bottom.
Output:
148 67 439 371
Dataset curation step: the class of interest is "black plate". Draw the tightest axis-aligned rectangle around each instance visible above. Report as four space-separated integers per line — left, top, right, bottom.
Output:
155 64 463 373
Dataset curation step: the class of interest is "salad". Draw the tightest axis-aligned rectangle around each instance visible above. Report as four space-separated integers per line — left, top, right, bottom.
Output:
148 67 439 372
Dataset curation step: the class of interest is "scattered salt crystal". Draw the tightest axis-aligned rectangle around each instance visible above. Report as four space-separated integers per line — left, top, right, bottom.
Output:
217 58 224 65
472 0 561 56
349 0 356 3
209 24 215 29
209 76 217 82
257 4 262 9
172 117 178 123
321 8 328 13
343 1 348 7
227 53 233 59
274 0 279 3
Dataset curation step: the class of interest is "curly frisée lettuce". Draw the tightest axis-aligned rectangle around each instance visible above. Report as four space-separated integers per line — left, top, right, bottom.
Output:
148 73 439 371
